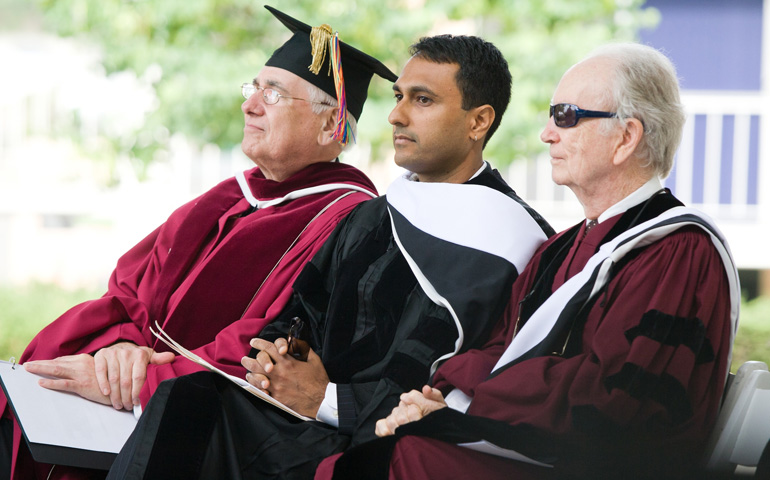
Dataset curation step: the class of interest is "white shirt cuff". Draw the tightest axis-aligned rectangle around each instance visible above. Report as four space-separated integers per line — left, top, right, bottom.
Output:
444 388 472 413
315 382 339 427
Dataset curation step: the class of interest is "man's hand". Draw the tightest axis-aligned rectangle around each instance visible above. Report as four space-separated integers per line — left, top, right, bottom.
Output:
24 343 174 410
94 342 175 409
242 337 329 418
375 385 447 437
24 354 113 408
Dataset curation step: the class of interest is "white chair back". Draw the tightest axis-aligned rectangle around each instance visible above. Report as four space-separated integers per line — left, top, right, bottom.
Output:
704 361 770 475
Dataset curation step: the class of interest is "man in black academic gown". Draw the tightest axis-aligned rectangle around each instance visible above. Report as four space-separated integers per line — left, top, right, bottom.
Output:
106 25 554 480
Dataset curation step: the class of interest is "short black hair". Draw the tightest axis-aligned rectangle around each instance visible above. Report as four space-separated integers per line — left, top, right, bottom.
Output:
409 35 512 148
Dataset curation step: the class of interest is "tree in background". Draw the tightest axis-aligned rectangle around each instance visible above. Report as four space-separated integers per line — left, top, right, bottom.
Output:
33 0 658 174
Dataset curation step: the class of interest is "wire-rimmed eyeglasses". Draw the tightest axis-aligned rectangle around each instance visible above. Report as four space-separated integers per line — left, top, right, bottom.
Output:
241 83 326 106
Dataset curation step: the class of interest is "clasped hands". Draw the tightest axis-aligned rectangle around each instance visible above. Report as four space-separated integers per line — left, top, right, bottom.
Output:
24 342 174 411
374 385 448 437
242 338 447 432
242 337 329 418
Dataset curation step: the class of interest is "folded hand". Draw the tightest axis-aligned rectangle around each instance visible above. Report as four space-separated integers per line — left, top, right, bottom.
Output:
375 385 447 437
242 337 329 418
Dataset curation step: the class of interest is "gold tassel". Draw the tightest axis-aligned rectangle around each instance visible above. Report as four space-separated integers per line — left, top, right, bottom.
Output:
309 24 333 75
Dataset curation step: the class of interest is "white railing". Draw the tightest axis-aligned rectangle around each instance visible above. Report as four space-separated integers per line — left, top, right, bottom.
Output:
673 92 766 219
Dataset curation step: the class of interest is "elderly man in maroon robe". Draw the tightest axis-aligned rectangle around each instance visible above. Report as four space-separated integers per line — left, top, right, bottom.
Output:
0 6 397 479
317 43 740 480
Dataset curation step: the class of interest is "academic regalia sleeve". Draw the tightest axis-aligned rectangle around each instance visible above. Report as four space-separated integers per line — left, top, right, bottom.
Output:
458 228 732 475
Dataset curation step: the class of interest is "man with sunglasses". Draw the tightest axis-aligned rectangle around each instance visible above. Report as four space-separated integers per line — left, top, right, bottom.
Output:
104 34 554 480
1 6 396 478
318 43 739 480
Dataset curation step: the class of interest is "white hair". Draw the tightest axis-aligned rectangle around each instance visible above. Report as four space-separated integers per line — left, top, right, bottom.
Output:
585 43 686 178
305 83 358 151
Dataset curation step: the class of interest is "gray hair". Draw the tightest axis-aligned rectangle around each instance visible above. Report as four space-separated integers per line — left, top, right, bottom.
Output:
305 83 358 151
586 43 685 178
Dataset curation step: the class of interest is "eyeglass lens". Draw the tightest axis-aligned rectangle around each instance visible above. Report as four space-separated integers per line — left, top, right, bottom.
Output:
550 103 616 128
241 84 281 104
552 104 577 128
241 83 253 99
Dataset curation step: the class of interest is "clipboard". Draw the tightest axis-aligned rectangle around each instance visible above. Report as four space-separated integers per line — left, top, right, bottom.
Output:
0 359 137 470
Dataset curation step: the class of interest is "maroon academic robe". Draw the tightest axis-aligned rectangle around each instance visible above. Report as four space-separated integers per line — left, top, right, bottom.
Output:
2 161 376 480
318 194 735 480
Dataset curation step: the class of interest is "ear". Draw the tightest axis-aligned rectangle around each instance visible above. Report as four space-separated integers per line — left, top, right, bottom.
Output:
612 117 644 166
468 105 495 143
317 107 340 146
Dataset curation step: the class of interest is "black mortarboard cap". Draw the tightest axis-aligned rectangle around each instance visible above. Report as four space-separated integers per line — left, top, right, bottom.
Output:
264 5 397 125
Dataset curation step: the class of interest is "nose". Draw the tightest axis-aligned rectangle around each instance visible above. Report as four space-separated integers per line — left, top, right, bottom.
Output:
242 90 265 115
540 116 558 144
388 100 405 127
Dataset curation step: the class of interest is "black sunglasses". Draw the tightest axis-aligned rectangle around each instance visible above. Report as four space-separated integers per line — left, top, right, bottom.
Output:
550 103 617 128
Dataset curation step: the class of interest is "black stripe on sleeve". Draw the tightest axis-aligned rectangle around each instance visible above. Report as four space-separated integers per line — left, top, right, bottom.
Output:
604 362 693 425
625 310 715 364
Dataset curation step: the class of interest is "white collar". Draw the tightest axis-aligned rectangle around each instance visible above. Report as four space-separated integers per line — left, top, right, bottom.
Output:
595 177 663 224
404 161 488 183
235 170 376 209
469 161 488 180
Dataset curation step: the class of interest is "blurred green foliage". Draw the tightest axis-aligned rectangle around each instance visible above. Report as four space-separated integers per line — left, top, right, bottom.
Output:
731 296 770 372
0 283 102 360
31 0 659 171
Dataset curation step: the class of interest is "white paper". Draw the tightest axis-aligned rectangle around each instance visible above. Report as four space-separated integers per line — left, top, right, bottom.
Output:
457 440 553 468
0 360 137 453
